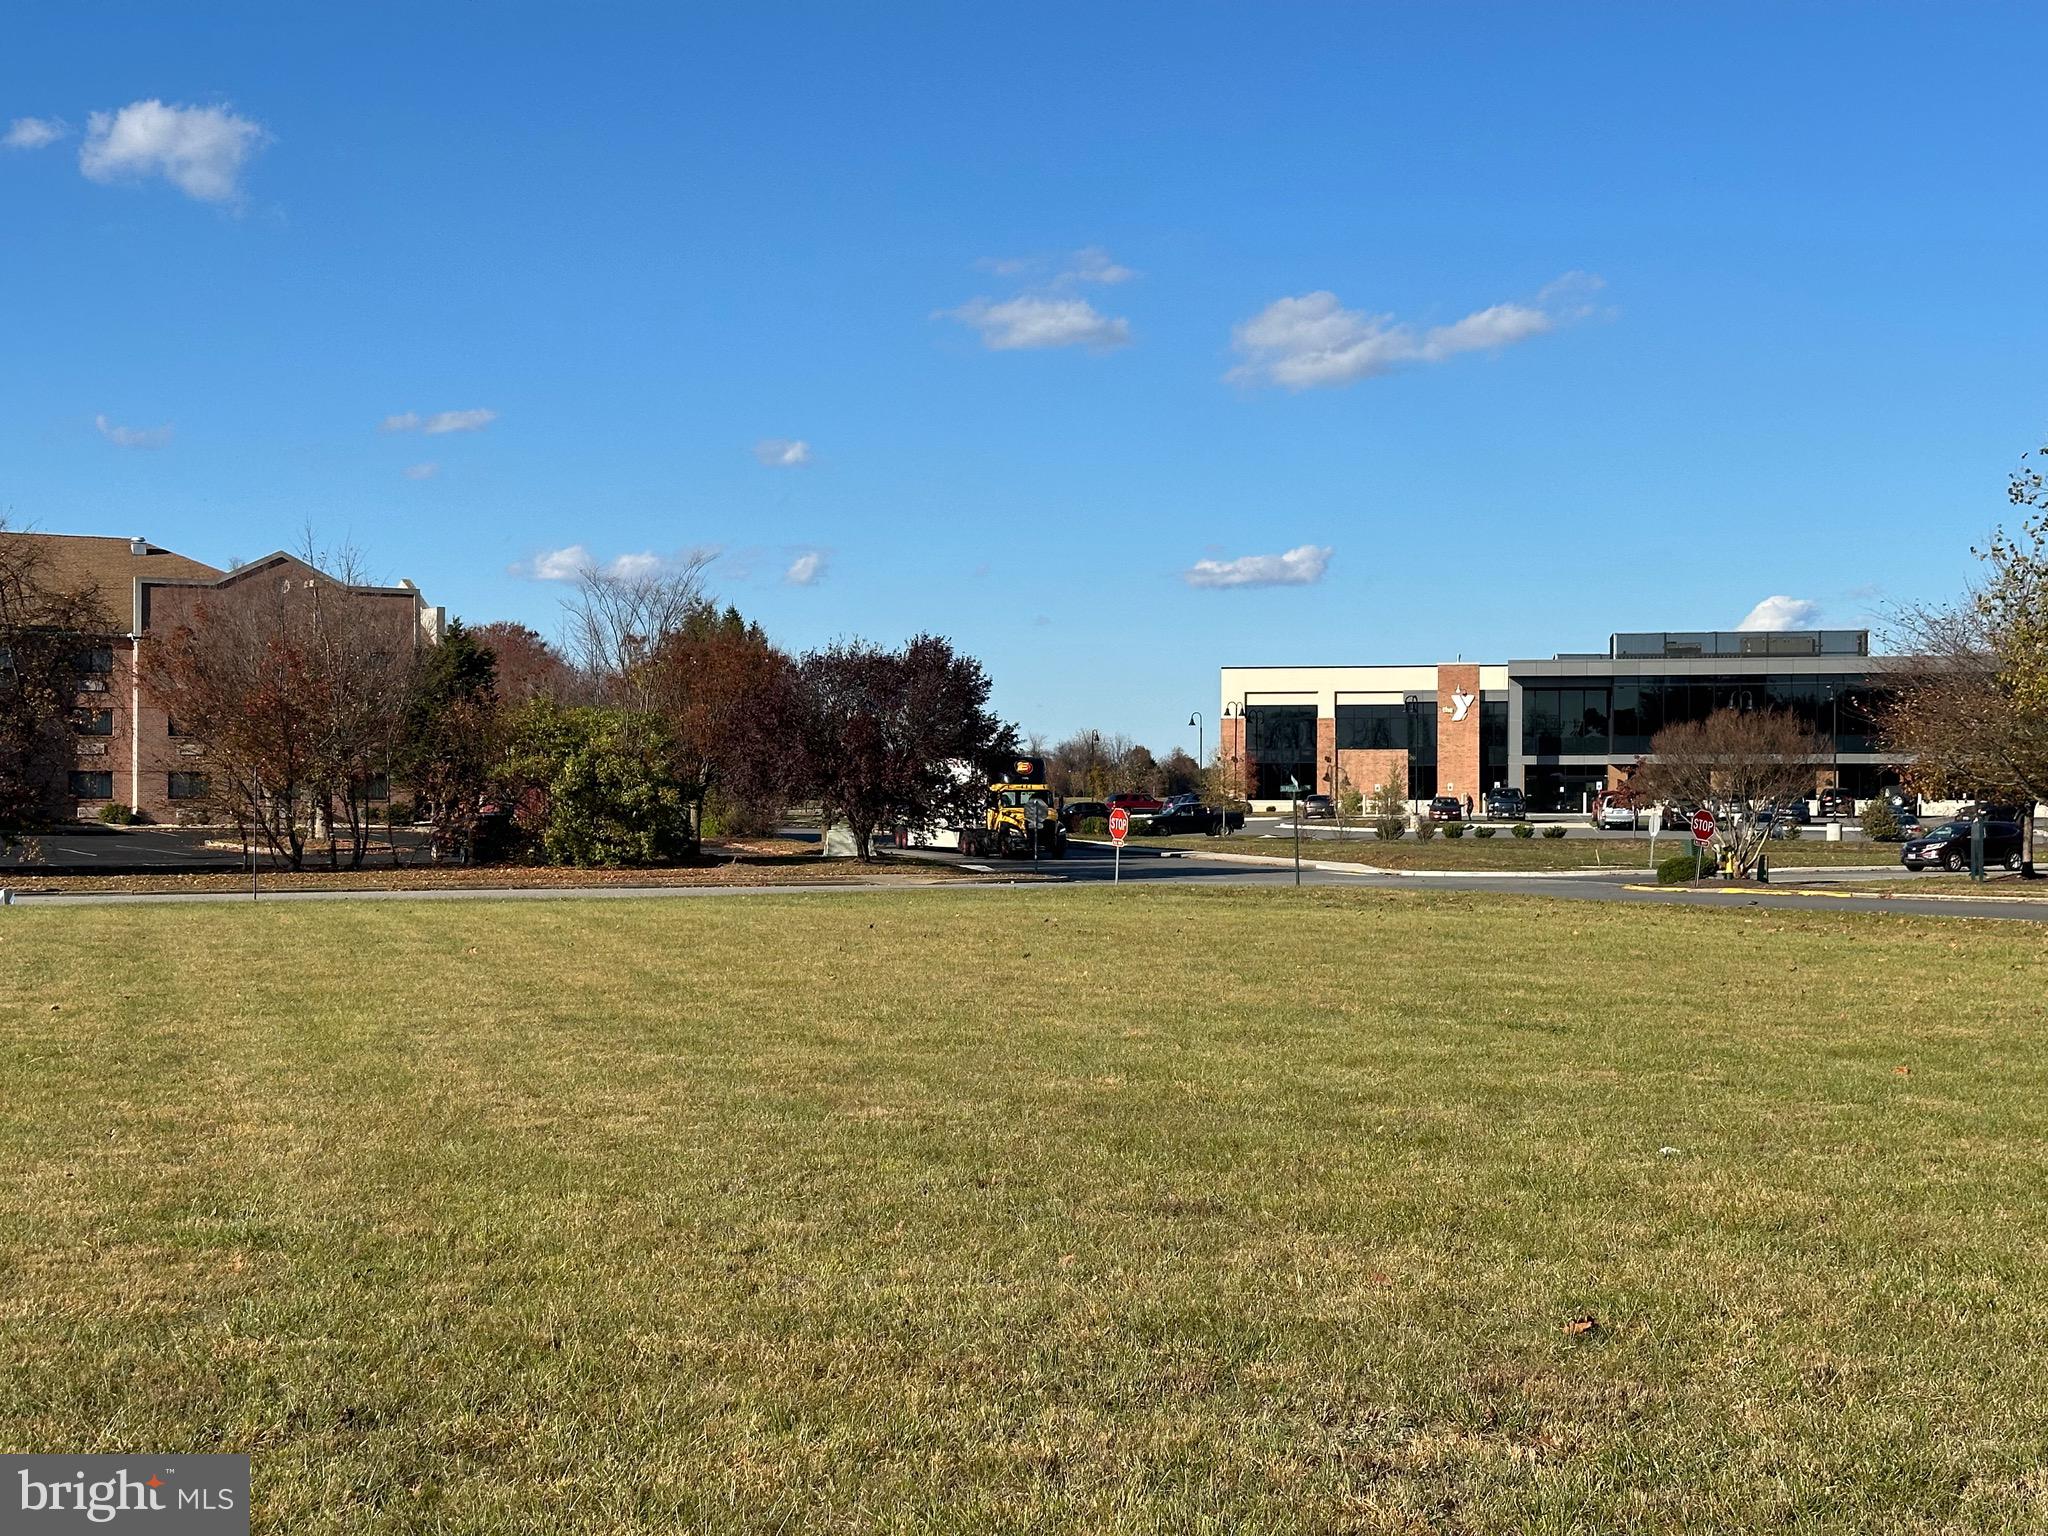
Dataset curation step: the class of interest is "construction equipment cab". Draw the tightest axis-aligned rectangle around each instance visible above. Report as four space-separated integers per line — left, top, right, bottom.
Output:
959 755 1066 859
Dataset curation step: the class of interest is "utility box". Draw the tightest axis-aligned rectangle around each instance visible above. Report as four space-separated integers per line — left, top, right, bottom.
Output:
1824 821 1842 842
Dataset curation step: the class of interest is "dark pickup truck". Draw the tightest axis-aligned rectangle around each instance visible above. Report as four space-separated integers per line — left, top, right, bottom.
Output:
1144 801 1247 836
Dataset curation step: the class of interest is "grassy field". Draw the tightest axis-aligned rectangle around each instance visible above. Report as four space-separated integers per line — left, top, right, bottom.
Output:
4 888 2048 1532
1127 832 1899 870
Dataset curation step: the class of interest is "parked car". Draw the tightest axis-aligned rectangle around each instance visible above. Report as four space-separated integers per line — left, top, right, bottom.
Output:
1594 798 1640 831
1774 799 1812 826
1105 792 1163 816
1301 794 1335 820
1954 802 2027 824
1058 799 1108 832
1901 819 2025 873
1427 796 1463 822
1817 787 1854 819
1147 802 1248 836
1482 787 1525 820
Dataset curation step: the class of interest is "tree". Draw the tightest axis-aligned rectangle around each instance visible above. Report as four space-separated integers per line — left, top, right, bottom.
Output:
1204 746 1249 832
491 701 692 866
794 634 1014 861
564 558 714 712
1881 444 2048 871
1370 778 1408 840
1157 747 1202 796
0 524 111 830
144 551 414 870
1629 708 1827 874
397 619 499 862
642 605 799 843
471 621 577 704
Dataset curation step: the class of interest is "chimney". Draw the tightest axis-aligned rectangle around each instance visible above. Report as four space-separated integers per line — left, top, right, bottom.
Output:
129 537 148 556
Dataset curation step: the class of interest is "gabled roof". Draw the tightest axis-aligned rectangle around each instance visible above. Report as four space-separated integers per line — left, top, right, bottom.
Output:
0 532 223 605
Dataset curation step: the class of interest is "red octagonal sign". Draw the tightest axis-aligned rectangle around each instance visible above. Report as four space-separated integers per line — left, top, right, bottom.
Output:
1108 806 1130 843
1690 808 1717 845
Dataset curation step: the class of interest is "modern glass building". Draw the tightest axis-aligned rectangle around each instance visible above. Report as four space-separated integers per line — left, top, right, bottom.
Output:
1220 629 1908 814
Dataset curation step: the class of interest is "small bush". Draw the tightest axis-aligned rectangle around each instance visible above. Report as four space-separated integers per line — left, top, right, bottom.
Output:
1075 817 1109 838
1376 824 1405 842
387 799 416 826
1474 825 1498 838
1415 819 1437 841
96 803 139 825
1443 822 1467 838
1511 822 1535 839
1541 824 1568 839
1860 799 1903 842
1657 850 1707 885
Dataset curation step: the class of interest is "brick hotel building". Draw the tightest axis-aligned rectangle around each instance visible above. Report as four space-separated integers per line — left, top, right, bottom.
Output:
1219 629 1911 815
4 532 443 824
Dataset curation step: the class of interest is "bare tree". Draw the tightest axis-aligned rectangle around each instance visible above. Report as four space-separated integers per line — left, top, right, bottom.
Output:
1630 708 1828 874
145 546 416 870
564 557 714 710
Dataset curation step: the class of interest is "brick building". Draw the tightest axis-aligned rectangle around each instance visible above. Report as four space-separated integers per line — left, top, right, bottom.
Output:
3 533 443 823
1220 628 1912 815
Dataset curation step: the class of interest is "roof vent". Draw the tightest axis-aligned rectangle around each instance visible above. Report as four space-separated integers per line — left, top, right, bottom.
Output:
129 537 148 556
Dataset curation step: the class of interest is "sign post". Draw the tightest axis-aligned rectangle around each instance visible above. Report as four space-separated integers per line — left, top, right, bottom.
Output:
1108 805 1129 883
1690 808 1716 886
1282 777 1305 885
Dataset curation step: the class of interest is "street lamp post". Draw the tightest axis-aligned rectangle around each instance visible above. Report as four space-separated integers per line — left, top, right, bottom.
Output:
1188 711 1204 788
1402 693 1420 828
1220 701 1239 837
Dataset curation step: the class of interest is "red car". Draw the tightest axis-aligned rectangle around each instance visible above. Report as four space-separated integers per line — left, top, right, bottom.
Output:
1105 792 1164 815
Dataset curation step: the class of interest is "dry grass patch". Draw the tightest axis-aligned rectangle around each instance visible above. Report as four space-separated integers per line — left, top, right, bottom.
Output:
2 887 2046 1532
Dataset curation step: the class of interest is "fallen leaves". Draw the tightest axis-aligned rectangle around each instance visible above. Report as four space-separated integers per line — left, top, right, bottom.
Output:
1563 1315 1598 1337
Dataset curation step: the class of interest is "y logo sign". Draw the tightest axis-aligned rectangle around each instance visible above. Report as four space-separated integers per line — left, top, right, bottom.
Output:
1447 687 1475 723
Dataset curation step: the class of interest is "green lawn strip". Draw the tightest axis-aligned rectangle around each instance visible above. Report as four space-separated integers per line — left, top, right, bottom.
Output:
3 889 2047 1532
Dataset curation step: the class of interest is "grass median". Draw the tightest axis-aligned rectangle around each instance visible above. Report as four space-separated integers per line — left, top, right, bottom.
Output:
1125 831 1898 870
4 887 2047 1531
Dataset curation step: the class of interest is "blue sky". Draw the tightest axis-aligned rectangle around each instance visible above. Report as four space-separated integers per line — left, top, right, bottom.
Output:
4 4 2044 756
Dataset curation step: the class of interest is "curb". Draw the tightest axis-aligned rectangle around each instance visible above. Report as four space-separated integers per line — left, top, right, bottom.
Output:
1620 882 2048 905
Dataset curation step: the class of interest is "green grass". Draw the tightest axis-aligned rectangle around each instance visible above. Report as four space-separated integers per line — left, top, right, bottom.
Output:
4 888 2048 1532
1131 832 1897 870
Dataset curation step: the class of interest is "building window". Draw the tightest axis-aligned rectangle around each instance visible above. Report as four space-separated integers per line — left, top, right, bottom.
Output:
73 709 114 737
1245 703 1317 799
68 771 113 799
73 646 113 676
168 772 209 801
166 717 185 738
1480 698 1509 790
1520 686 1611 756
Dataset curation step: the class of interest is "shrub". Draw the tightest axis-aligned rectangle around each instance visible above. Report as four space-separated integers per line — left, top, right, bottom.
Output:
386 799 416 826
1075 817 1109 838
495 702 693 866
1541 824 1568 839
1860 798 1903 842
1474 824 1498 838
1415 818 1437 841
1512 822 1535 839
1657 850 1707 885
96 802 139 825
1442 822 1466 838
1369 781 1408 841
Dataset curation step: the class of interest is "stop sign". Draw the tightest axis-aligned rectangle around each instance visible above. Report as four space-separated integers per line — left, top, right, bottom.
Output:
1108 807 1130 843
1690 809 1717 845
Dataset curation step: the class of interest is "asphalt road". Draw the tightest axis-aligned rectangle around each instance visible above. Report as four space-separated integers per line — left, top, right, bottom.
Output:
9 828 2047 923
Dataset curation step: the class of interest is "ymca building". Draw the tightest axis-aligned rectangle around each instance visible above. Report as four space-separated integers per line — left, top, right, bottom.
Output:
1218 629 1908 815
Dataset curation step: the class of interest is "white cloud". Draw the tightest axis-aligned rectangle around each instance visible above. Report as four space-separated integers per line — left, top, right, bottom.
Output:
517 545 592 581
1227 273 1602 390
78 100 266 203
3 116 66 151
945 295 1130 351
402 462 439 480
514 545 714 582
1737 595 1822 631
1183 544 1332 589
94 413 172 449
976 246 1137 286
753 437 811 468
784 551 827 586
381 408 498 435
1065 246 1135 285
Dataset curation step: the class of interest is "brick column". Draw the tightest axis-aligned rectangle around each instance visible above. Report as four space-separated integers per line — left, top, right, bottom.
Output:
1316 716 1336 794
1437 663 1481 810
